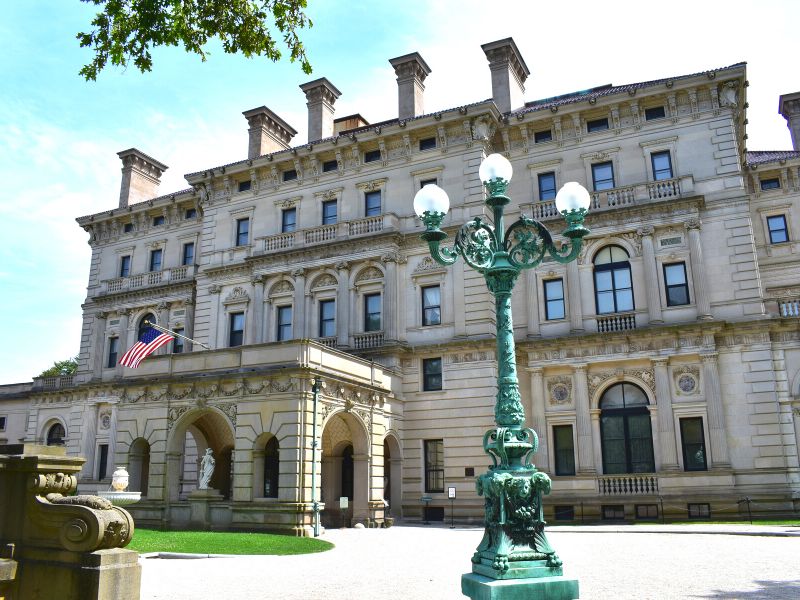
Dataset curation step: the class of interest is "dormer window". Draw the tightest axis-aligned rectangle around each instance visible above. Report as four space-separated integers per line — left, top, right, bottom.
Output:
238 180 252 192
534 129 553 143
645 106 666 121
419 137 437 151
152 215 165 227
185 208 197 219
123 223 134 233
283 169 298 182
364 149 381 163
587 118 609 133
322 159 338 173
760 177 780 191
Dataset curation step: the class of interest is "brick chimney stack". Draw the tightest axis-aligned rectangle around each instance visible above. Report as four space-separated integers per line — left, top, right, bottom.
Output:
481 37 530 114
779 92 800 151
117 148 167 208
299 78 342 143
242 106 297 159
389 52 431 120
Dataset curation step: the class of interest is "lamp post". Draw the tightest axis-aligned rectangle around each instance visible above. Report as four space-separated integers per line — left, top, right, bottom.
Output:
413 153 590 599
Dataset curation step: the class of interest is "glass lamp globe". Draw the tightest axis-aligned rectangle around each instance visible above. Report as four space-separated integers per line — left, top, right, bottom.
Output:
478 153 513 184
413 183 450 217
555 182 591 213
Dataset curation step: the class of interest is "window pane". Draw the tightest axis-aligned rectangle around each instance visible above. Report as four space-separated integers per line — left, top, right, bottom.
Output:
322 159 338 173
229 312 244 347
422 285 441 326
282 208 296 233
600 384 624 409
544 279 565 320
319 300 336 337
538 172 556 201
628 414 655 472
601 415 626 474
667 286 689 306
760 178 780 190
595 271 613 291
615 289 634 312
365 294 381 332
283 169 297 181
664 264 686 286
120 256 131 277
596 291 615 314
651 151 673 180
277 306 292 341
553 425 575 476
236 218 249 246
419 137 437 151
534 129 552 143
424 439 444 493
322 200 337 225
613 267 631 288
767 215 788 243
150 249 162 272
182 243 194 266
423 358 442 391
680 418 707 471
592 162 615 191
365 191 381 216
172 329 184 353
645 106 665 121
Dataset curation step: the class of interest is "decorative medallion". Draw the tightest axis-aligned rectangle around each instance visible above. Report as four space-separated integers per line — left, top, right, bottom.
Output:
674 365 700 396
547 376 573 405
99 412 111 430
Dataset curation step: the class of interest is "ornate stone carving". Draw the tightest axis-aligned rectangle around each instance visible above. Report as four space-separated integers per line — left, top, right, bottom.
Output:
167 406 189 430
215 401 238 426
450 351 491 364
547 377 573 405
311 273 337 289
223 287 250 304
355 266 383 282
99 410 111 429
269 280 294 295
588 368 656 399
718 81 739 108
413 256 446 274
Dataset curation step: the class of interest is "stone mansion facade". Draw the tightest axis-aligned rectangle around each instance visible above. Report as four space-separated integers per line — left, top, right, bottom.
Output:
1 38 799 532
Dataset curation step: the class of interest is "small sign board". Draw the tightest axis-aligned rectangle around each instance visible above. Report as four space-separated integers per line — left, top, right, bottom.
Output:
339 496 349 509
420 495 433 503
448 486 456 499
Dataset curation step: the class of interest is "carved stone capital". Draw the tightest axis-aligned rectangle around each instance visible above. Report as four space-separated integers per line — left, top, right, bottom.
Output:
685 218 702 231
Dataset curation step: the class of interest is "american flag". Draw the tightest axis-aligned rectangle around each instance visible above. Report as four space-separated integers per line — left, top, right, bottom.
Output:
118 327 175 368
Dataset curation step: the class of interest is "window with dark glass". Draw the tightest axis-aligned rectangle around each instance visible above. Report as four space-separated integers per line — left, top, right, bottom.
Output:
229 312 244 347
544 279 565 320
123 223 134 233
600 383 655 474
263 437 280 498
172 329 184 354
593 246 633 314
687 503 711 519
0 416 6 431
364 149 381 163
554 506 575 521
422 357 442 391
238 180 251 192
364 293 382 332
341 445 354 500
236 218 250 246
587 117 609 133
282 169 297 182
185 208 197 219
767 215 789 243
119 255 131 278
182 242 194 266
424 439 444 493
419 137 437 151
277 305 292 341
319 299 336 337
636 504 658 520
152 215 165 227
645 106 666 121
553 425 576 476
534 129 552 143
322 159 338 173
592 161 615 190
97 444 109 479
365 190 382 217
602 505 625 520
322 200 337 225
538 171 557 201
760 177 780 191
281 208 297 233
107 337 119 368
680 417 707 471
663 262 689 306
651 151 673 180
420 178 438 188
149 248 162 272
422 285 441 326
138 313 155 340
47 423 65 446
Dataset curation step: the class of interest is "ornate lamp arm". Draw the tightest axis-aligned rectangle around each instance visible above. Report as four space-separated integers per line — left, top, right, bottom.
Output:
420 211 458 266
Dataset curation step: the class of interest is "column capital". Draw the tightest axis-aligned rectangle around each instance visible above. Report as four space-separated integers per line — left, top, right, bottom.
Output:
528 366 544 376
685 218 702 231
335 261 350 272
157 301 171 311
292 267 306 278
183 297 194 306
96 311 109 320
700 351 719 363
251 274 265 285
651 357 670 367
637 225 655 237
573 363 589 373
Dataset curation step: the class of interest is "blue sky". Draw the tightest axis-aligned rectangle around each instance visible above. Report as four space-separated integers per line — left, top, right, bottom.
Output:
1 0 798 383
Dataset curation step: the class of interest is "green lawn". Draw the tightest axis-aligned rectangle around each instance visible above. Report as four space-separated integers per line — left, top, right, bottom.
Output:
128 529 334 555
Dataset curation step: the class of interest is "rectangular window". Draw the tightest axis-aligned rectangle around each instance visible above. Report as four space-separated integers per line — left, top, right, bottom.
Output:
185 208 197 219
592 161 615 191
538 171 557 201
680 417 708 471
322 200 337 225
419 137 437 151
760 177 780 191
107 337 119 368
322 159 338 173
236 218 250 246
602 505 625 520
554 506 575 521
651 151 673 181
0 416 6 431
123 223 134 233
172 329 184 354
229 312 244 347
544 278 565 320
636 504 659 520
767 215 789 243
364 293 382 332
364 149 381 163
422 285 441 326
424 439 444 493
663 263 689 306
464 467 475 477
281 208 297 233
182 242 195 266
420 178 438 188
277 305 292 341
152 215 165 227
365 190 382 217
534 129 553 143
119 255 131 278
553 425 576 476
587 117 609 133
97 444 109 480
687 503 711 519
238 180 251 192
282 169 298 182
149 248 162 272
319 299 336 338
422 357 442 391
645 106 666 121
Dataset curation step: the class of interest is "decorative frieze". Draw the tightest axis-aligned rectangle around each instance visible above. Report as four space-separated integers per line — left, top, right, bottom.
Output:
587 367 656 398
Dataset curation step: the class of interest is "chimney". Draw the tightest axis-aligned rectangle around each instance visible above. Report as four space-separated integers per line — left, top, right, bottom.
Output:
779 92 800 150
117 148 168 208
389 52 431 120
481 37 530 113
299 78 342 143
242 106 297 159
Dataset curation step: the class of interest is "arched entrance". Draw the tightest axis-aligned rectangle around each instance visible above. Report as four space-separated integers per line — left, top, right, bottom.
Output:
166 408 235 501
128 438 151 496
383 433 402 517
320 411 370 527
600 382 655 473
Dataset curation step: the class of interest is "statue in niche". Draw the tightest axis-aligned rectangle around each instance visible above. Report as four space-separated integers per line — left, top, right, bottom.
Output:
198 448 215 489
719 82 738 108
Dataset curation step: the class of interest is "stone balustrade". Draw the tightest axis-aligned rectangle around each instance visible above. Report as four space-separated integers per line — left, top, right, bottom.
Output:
778 298 799 317
101 265 195 295
597 474 659 495
353 331 384 349
596 313 637 332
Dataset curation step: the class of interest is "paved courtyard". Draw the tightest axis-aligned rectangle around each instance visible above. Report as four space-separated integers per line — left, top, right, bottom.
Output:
140 524 800 599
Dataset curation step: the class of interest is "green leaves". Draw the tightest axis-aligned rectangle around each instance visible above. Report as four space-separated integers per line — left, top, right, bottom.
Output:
38 356 79 378
77 0 313 81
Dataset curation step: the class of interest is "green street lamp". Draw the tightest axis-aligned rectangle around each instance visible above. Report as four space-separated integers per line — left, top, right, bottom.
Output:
413 153 590 599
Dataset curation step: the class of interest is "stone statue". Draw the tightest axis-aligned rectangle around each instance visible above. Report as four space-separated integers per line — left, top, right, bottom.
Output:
198 448 215 489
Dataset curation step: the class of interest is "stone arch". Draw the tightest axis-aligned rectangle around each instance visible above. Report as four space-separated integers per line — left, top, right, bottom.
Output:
128 438 151 496
252 432 281 500
307 270 339 294
596 381 655 474
584 237 639 263
590 375 656 410
267 279 294 297
41 418 67 446
383 431 402 517
349 262 385 287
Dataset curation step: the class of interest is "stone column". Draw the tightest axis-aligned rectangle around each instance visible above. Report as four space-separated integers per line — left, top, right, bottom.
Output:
183 297 195 351
292 268 306 339
528 368 549 470
573 364 595 473
352 454 370 525
590 409 603 473
701 352 730 468
248 275 265 344
208 285 222 349
567 260 584 332
105 401 120 480
525 269 540 337
792 407 800 470
382 253 398 341
639 226 663 324
115 310 131 377
653 358 679 470
79 401 99 479
93 312 108 378
336 262 350 346
686 219 712 320
157 301 171 354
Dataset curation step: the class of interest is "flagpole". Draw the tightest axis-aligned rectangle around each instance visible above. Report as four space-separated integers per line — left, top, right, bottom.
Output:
144 320 212 351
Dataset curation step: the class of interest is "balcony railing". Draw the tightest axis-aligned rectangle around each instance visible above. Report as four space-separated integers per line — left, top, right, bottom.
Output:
598 474 658 495
317 337 337 348
101 265 196 295
33 375 76 391
778 298 800 317
353 331 384 349
596 313 636 333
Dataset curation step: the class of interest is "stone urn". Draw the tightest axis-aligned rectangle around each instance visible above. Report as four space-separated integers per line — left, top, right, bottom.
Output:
96 466 141 507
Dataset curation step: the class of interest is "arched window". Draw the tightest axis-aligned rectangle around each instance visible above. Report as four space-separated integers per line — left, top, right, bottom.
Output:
593 246 634 314
600 383 654 474
263 437 280 498
341 444 354 501
46 423 66 446
138 313 156 340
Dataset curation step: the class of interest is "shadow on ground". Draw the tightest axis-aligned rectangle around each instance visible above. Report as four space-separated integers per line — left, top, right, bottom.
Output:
693 580 800 599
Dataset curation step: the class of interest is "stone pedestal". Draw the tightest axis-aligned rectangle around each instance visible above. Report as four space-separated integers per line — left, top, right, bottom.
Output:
462 573 579 600
188 488 223 529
